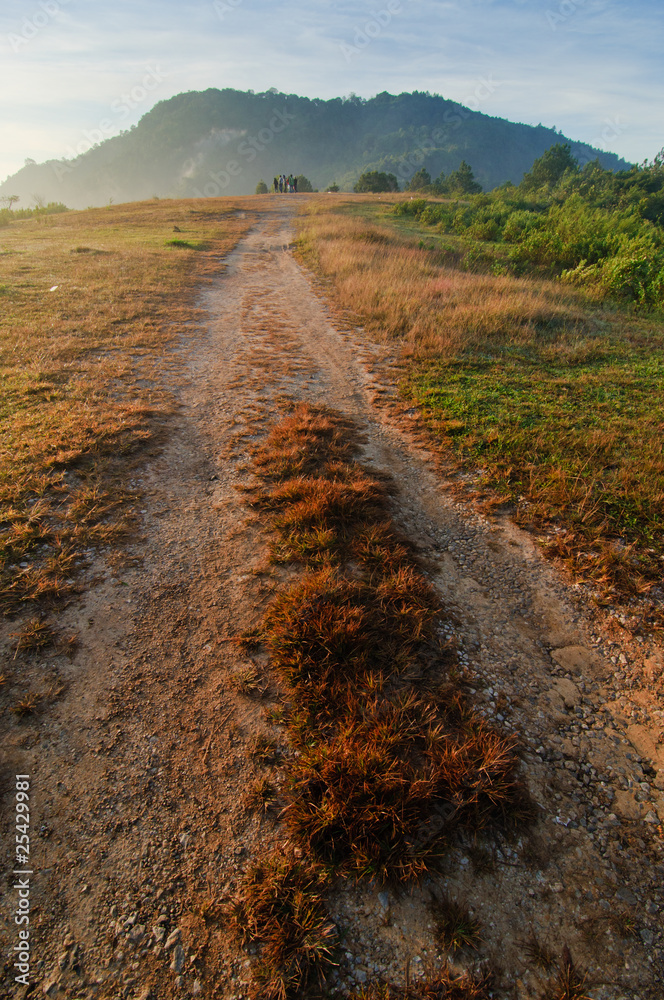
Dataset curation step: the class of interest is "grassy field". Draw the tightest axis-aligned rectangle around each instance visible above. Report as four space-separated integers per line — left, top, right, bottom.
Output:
0 198 253 617
296 196 664 619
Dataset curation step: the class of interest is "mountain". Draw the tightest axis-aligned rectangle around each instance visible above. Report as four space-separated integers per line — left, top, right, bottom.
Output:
0 88 631 208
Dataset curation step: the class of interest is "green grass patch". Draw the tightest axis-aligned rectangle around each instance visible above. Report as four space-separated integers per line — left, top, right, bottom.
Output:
407 342 664 600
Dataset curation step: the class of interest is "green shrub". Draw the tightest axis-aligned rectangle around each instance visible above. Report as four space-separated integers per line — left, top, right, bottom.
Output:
503 209 541 242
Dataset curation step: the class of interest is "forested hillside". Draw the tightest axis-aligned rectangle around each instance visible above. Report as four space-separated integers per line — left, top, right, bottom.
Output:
0 88 630 209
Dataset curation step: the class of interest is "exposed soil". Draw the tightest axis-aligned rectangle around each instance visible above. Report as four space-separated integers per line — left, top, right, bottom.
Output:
1 200 663 1000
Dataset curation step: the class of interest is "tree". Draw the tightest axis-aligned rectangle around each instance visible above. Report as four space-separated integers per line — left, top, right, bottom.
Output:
296 175 314 192
354 170 399 193
445 161 482 195
521 143 579 190
326 183 340 192
0 195 19 209
405 168 431 191
255 180 268 194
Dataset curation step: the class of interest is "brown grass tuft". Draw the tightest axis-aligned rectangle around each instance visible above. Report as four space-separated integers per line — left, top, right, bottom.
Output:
248 404 529 886
541 946 593 1000
433 895 482 953
348 965 494 999
11 618 58 657
228 854 337 1000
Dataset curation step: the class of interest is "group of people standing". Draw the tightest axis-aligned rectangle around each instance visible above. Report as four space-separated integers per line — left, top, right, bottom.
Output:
274 174 297 193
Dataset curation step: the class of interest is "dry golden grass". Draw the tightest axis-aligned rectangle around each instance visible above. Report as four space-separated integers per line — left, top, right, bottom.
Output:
229 404 529 996
296 202 586 356
248 405 529 886
0 198 253 611
348 967 494 1000
228 854 337 1000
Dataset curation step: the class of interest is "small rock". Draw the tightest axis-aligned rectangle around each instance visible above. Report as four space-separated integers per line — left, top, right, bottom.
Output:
613 790 644 822
615 887 638 906
644 811 658 824
552 677 581 710
170 943 185 973
165 928 181 952
136 990 152 1000
551 646 599 675
57 952 68 970
192 981 202 995
377 891 390 910
63 933 75 948
42 979 59 997
129 924 146 945
640 928 655 946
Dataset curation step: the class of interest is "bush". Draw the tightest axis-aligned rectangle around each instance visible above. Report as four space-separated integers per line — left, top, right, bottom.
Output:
354 170 399 193
255 180 269 194
393 198 428 217
503 209 541 242
297 175 314 192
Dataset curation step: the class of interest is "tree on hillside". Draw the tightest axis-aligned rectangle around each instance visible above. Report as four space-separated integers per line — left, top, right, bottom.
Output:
0 194 19 209
445 161 482 195
405 168 432 191
354 170 399 193
255 180 268 194
521 142 579 190
296 175 314 192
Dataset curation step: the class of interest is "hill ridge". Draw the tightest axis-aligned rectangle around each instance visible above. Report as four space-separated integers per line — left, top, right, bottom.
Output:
0 87 631 208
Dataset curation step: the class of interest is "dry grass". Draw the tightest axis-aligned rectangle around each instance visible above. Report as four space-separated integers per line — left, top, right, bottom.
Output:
296 201 586 357
247 404 529 885
10 691 40 716
229 404 530 995
524 929 556 971
348 966 494 999
0 198 253 612
11 617 58 656
228 854 337 1000
433 896 482 953
296 198 664 617
541 946 593 1000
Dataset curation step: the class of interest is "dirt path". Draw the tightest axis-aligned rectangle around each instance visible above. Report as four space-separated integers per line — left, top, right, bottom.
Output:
2 201 663 1000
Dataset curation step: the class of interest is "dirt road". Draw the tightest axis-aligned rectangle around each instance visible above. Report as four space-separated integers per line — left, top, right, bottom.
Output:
2 201 663 999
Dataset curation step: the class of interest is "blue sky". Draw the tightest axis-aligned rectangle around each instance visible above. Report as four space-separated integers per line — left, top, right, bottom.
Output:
1 0 662 182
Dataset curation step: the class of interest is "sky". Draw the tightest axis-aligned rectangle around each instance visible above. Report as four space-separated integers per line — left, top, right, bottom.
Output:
1 0 662 182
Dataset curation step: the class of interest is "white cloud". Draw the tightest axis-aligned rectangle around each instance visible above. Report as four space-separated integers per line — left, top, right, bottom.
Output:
0 0 662 179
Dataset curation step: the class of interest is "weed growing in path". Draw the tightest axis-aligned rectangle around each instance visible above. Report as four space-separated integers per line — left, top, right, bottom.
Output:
232 403 529 994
